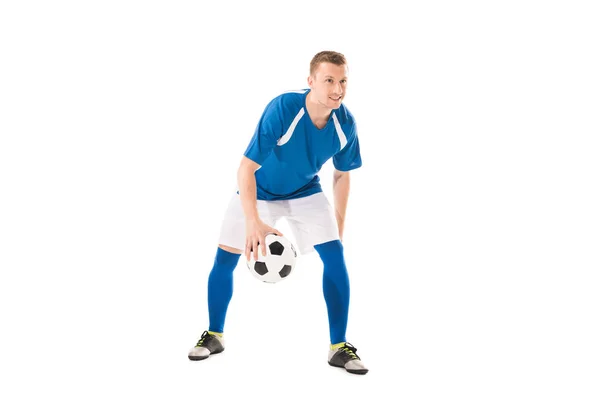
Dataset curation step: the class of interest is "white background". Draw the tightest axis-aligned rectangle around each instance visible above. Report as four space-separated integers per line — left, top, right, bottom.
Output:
1 1 599 399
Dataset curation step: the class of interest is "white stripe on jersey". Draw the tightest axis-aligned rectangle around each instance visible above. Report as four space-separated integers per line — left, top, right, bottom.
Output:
277 108 305 146
332 113 348 150
283 89 309 94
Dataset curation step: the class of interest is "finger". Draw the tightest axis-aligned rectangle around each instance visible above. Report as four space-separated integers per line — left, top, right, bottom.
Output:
261 236 267 256
245 240 252 261
253 239 259 260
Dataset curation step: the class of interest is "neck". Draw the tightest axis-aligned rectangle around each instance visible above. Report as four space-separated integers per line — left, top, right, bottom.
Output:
306 91 332 119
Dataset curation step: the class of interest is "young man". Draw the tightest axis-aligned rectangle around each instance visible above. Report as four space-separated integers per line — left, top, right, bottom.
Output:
188 51 368 375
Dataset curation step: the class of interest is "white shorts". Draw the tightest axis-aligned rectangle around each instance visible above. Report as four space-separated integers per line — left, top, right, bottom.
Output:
217 191 340 255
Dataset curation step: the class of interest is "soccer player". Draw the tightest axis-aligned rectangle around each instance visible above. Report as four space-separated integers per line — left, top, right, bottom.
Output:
188 51 368 374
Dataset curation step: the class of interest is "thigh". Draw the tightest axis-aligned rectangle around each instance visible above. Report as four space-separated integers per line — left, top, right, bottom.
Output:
217 191 278 251
285 193 340 255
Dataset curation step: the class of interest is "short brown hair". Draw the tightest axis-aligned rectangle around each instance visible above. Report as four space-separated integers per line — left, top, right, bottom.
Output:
309 51 347 76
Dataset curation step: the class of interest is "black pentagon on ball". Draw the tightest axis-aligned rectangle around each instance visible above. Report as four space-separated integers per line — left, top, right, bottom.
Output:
269 240 285 256
279 264 292 278
254 261 268 276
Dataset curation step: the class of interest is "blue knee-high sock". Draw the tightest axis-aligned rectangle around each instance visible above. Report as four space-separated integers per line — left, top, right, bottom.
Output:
207 247 240 333
314 240 350 345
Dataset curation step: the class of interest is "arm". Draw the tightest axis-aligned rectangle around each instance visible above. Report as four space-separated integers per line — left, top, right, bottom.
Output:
333 169 351 241
238 156 282 260
237 156 261 222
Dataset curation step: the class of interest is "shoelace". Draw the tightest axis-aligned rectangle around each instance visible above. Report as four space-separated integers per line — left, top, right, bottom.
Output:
340 343 359 360
195 330 210 347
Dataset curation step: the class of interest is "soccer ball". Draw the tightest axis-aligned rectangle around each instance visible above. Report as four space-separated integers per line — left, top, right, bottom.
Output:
246 234 297 284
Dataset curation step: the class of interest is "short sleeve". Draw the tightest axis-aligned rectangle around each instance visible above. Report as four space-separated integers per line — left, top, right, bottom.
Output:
333 123 362 171
243 96 285 165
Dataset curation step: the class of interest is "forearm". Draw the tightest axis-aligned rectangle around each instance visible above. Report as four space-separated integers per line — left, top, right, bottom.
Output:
333 173 350 239
237 167 260 222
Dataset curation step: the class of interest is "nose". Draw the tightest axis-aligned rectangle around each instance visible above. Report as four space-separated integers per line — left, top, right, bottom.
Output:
333 81 343 95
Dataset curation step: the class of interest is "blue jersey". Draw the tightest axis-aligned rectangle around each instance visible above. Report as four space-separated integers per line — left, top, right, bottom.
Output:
243 89 362 201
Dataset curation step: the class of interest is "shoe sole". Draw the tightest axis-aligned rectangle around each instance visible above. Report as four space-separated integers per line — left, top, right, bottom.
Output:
188 355 209 361
188 348 224 361
328 361 369 375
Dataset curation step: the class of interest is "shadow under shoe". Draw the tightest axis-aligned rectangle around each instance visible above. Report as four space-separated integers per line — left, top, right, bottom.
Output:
188 331 225 361
328 342 368 375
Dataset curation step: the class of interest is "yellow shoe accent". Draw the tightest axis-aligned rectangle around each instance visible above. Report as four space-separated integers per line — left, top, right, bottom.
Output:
208 331 223 338
330 342 346 350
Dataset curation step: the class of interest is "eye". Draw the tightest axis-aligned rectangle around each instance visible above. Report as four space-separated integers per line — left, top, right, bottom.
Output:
326 78 333 83
340 79 347 84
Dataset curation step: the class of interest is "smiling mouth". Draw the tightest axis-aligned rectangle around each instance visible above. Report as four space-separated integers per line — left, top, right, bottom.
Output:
330 96 342 101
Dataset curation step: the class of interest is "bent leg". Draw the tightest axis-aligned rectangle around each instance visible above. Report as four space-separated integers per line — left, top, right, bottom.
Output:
207 245 242 333
314 239 350 345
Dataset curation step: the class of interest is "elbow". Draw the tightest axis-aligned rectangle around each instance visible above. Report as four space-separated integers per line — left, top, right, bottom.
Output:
333 170 349 184
238 156 260 179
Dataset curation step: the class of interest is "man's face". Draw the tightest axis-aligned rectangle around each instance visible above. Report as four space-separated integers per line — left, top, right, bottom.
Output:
307 62 348 110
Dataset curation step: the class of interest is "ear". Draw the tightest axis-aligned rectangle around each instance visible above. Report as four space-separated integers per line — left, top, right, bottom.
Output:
307 75 313 88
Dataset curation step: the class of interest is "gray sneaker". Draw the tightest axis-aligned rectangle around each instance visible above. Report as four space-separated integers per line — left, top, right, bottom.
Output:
188 331 225 361
328 343 368 374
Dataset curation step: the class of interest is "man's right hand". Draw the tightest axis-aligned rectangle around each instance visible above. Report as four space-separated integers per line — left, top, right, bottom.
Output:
245 218 283 261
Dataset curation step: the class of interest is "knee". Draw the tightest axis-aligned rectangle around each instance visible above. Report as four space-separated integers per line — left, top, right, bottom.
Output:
314 239 344 256
218 244 243 255
211 246 241 273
